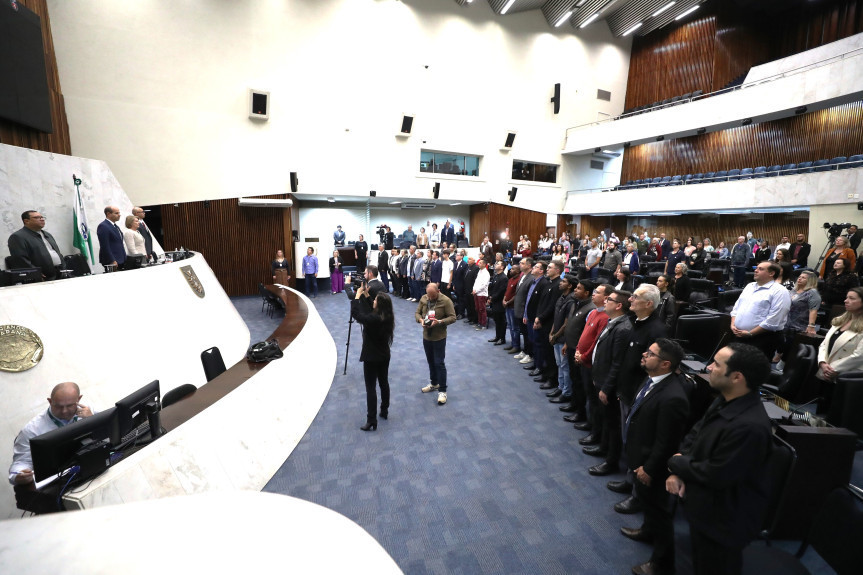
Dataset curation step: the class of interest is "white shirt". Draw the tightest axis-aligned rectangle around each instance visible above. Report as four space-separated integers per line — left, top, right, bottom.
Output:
586 247 602 267
8 409 83 484
730 280 791 332
441 259 453 283
474 267 490 296
123 228 147 257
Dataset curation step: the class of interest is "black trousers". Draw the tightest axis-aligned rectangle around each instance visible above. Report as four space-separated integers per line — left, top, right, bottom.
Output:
583 366 600 432
491 309 506 342
600 393 622 466
363 359 390 423
466 289 477 322
689 527 744 575
635 480 675 570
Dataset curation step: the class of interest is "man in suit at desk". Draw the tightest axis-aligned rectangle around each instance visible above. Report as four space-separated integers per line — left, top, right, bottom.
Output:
97 205 126 269
7 210 64 280
620 339 689 575
9 382 94 514
666 343 773 575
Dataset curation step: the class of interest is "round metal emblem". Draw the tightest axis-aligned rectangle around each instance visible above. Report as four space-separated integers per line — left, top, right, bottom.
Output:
0 325 44 372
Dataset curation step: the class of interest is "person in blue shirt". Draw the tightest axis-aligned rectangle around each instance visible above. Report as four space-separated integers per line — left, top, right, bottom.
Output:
302 247 319 298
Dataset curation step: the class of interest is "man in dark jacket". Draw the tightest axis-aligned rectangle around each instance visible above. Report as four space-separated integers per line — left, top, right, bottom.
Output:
452 250 468 318
666 343 773 575
533 261 563 385
488 261 508 345
463 256 480 324
511 258 534 361
560 279 596 421
523 261 550 374
8 210 64 280
621 338 690 575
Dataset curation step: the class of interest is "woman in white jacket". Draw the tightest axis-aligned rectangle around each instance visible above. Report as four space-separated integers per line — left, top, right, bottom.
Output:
123 215 147 259
817 286 863 381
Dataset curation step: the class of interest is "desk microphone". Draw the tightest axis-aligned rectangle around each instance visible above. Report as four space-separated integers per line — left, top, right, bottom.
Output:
786 396 823 425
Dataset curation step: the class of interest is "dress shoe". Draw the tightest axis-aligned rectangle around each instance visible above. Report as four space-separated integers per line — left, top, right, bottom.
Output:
615 496 644 515
607 480 633 494
620 527 653 544
379 410 388 420
522 363 536 370
546 388 563 398
588 461 619 476
573 421 592 431
488 337 499 342
537 379 553 387
583 446 607 457
563 413 582 423
550 395 570 404
558 403 577 412
578 434 600 446
631 560 672 575
503 346 514 351
528 368 542 376
494 341 505 346
360 421 377 431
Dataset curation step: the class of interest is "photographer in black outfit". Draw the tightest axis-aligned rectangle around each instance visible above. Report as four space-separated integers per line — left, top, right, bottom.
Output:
351 283 395 432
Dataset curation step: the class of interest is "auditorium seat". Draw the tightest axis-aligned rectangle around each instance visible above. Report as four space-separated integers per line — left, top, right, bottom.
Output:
4 256 28 270
739 167 754 179
795 161 814 173
727 168 741 180
669 175 682 185
683 174 694 184
658 176 672 186
767 164 782 177
649 176 662 186
827 371 863 436
716 288 742 313
846 154 863 168
779 163 797 175
670 95 681 106
812 158 830 172
162 383 197 408
829 155 847 169
675 314 723 359
691 172 704 184
644 262 666 277
688 278 716 306
703 171 716 182
714 170 728 181
691 89 703 98
753 166 767 178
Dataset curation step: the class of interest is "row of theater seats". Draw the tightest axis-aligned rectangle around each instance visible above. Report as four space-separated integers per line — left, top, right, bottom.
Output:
617 89 704 118
615 154 863 190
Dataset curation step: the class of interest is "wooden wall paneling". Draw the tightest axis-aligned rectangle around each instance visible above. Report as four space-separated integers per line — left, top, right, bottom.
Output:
482 203 548 252
160 193 291 296
469 204 490 247
620 101 863 182
0 0 70 155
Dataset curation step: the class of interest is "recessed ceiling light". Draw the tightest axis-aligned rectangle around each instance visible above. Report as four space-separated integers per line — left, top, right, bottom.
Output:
622 22 643 36
651 2 676 18
327 197 335 203
602 149 615 154
501 0 517 15
389 201 401 205
555 10 573 27
579 13 599 28
450 202 462 206
675 5 700 20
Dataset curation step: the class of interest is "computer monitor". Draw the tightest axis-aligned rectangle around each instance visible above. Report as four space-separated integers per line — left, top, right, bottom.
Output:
112 380 161 445
29 407 118 483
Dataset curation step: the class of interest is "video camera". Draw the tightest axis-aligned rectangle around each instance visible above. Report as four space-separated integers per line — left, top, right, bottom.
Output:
375 224 388 244
823 222 852 241
344 271 365 300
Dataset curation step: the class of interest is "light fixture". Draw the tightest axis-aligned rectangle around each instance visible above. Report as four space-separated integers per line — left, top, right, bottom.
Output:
327 197 335 203
741 118 752 126
579 12 599 28
602 149 616 154
656 135 665 141
389 201 401 205
697 127 706 135
651 1 676 18
555 10 573 27
795 106 808 115
450 202 462 206
622 22 643 36
675 5 700 20
575 0 587 6
501 0 517 15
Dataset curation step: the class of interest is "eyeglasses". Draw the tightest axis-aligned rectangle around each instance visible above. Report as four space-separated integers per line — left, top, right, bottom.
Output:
30 216 45 220
644 349 668 360
605 297 623 304
630 293 641 300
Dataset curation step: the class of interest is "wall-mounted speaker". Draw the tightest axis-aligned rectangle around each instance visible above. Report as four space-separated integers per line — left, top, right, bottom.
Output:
290 172 298 193
433 182 440 199
292 231 299 241
550 83 561 115
501 131 516 151
370 190 377 197
249 89 269 120
508 187 518 202
397 114 414 137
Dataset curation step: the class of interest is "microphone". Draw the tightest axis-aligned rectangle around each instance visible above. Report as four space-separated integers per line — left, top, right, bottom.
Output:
787 396 823 426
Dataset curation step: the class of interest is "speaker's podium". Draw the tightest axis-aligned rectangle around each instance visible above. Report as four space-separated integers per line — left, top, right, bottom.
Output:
765 398 858 540
274 269 290 286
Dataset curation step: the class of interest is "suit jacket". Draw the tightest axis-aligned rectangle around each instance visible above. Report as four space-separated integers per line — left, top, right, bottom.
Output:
617 312 668 406
513 272 532 319
591 315 633 396
790 242 810 268
817 325 863 379
524 276 549 323
367 278 385 300
624 372 690 481
351 296 391 362
659 239 672 261
563 299 596 348
488 272 507 313
137 220 154 256
429 259 443 284
668 392 772 547
535 276 562 327
453 260 468 291
464 263 480 296
97 219 126 265
657 291 677 334
7 227 63 278
377 250 389 270
441 225 455 246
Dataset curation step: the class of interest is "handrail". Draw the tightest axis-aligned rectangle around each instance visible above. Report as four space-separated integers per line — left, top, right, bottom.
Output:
566 44 863 134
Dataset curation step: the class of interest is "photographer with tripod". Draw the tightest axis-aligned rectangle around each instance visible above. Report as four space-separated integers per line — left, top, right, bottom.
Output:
351 282 395 432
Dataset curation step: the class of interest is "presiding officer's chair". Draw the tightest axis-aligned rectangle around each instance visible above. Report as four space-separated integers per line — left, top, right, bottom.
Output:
201 347 227 382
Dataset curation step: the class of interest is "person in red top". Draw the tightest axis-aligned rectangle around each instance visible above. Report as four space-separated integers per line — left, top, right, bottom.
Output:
574 283 612 448
502 267 521 352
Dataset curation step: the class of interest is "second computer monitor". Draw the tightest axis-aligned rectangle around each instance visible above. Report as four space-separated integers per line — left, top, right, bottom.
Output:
112 380 161 445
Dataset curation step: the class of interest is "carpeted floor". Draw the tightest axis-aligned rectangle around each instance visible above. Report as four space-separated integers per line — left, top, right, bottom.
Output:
230 290 850 574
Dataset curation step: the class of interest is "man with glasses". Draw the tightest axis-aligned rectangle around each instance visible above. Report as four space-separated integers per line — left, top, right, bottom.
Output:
586 289 633 477
575 284 612 445
8 210 64 280
729 261 790 359
621 339 690 575
97 205 126 269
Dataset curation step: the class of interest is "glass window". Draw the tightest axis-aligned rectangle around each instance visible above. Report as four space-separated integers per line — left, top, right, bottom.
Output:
512 160 558 183
419 150 480 177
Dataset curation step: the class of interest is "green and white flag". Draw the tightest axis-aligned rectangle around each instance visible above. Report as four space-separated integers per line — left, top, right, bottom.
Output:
72 175 94 262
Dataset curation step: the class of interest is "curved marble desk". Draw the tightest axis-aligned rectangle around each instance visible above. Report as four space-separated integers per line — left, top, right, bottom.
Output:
0 491 401 574
61 282 336 509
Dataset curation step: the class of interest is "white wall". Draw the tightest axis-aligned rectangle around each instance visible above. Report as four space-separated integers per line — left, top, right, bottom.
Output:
47 0 631 215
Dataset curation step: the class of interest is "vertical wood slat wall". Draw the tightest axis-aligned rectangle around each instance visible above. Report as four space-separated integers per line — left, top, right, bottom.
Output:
620 101 863 182
579 212 810 254
470 203 550 252
0 0 70 155
160 194 295 297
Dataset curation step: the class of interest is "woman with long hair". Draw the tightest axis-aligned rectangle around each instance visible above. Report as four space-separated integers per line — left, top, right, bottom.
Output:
820 236 857 278
351 285 395 431
775 270 821 368
817 287 863 384
824 258 861 305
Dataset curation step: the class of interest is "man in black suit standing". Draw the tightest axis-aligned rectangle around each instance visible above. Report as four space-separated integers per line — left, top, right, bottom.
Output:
666 343 773 575
522 261 550 372
621 338 690 575
96 205 126 269
441 219 455 246
132 206 154 260
658 233 671 261
376 244 390 292
789 232 811 269
452 250 468 318
8 210 64 280
586 289 633 476
533 261 563 385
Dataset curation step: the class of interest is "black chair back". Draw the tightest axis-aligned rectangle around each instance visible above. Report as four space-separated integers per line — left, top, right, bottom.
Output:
64 254 92 276
596 268 613 282
759 434 798 543
717 289 742 313
645 262 665 277
675 314 723 359
162 383 197 408
201 347 227 382
689 278 716 306
827 371 863 436
778 344 818 402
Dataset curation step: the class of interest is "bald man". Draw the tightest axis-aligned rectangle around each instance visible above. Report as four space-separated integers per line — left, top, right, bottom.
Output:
97 205 126 268
8 382 94 487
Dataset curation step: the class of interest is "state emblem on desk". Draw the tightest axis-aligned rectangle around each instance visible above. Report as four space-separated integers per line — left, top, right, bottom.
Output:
180 265 205 298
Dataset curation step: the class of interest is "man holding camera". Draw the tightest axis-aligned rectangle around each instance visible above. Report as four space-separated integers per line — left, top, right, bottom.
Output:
417 283 456 405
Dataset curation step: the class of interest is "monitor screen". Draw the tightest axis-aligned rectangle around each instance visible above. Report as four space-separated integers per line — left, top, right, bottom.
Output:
29 407 117 483
112 380 160 445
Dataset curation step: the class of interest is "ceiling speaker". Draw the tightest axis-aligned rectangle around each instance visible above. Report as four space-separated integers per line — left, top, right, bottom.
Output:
433 182 440 199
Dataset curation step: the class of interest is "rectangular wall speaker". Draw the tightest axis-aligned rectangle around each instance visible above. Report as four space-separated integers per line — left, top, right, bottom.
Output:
503 131 516 150
550 83 560 115
400 114 414 134
290 172 298 193
370 190 377 197
508 187 517 202
249 89 269 120
433 182 440 199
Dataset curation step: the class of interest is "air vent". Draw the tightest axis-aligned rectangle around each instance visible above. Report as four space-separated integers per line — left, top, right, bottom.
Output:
597 89 611 101
590 160 604 170
401 203 436 210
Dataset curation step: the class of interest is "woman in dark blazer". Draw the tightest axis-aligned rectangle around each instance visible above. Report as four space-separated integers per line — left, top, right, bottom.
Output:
672 263 691 303
329 250 344 294
614 267 634 293
271 249 291 282
351 285 395 431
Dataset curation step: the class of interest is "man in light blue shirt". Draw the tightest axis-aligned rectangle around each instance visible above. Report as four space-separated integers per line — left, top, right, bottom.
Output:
730 261 790 359
302 247 319 298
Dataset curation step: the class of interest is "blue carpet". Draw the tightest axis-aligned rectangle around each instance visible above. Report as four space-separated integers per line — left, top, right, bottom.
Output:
230 292 849 574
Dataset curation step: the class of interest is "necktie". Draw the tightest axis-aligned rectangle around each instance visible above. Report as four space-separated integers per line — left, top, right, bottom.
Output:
624 377 653 443
114 223 121 236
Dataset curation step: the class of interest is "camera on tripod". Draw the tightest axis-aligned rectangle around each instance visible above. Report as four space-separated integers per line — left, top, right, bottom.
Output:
823 222 851 241
375 224 388 244
344 271 365 300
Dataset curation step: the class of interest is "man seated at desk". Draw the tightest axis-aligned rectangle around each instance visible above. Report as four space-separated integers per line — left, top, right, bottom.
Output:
9 382 93 513
7 210 64 280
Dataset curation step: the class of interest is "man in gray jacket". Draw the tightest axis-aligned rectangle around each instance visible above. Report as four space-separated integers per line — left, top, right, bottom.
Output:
8 210 64 280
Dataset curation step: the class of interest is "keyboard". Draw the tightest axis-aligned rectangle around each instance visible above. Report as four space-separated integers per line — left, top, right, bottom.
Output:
119 421 152 445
